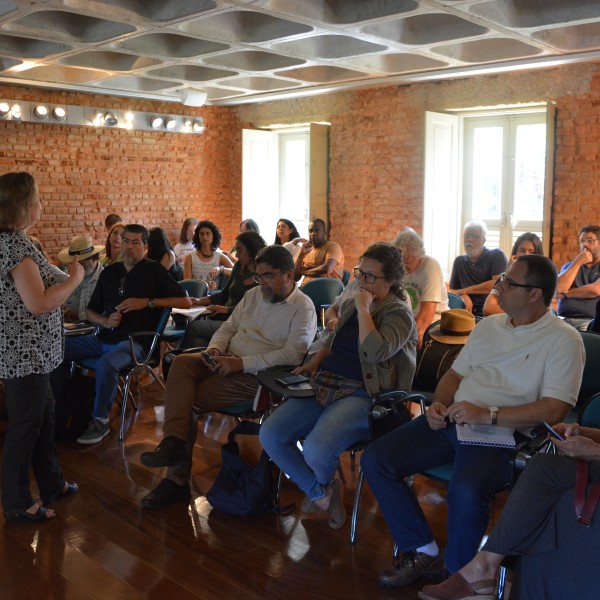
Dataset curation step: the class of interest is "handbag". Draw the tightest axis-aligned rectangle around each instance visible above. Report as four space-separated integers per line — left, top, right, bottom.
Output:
413 334 464 393
206 421 274 516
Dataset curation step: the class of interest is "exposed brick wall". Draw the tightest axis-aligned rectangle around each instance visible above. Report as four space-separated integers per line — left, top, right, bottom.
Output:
238 63 599 270
2 62 600 273
0 84 242 260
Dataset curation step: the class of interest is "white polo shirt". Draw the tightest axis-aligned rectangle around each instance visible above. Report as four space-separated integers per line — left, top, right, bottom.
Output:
452 310 584 408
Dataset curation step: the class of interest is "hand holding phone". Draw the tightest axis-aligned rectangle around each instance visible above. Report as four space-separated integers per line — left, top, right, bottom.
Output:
201 351 217 368
276 374 308 387
543 421 566 441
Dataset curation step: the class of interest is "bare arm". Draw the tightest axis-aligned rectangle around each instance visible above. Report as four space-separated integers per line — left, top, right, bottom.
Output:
482 291 503 316
450 276 500 297
12 256 84 315
183 254 193 279
558 279 600 298
556 252 591 294
302 258 339 278
415 301 437 348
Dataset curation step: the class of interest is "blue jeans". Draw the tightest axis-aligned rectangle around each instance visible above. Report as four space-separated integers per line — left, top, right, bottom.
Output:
361 415 513 573
259 390 371 501
52 335 143 420
1 374 65 513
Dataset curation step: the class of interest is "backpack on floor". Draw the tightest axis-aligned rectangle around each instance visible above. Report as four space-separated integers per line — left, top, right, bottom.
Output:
54 369 95 441
207 421 277 516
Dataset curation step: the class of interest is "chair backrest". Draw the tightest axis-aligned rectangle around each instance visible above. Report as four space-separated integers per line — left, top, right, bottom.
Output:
342 269 351 287
578 392 600 427
301 278 344 323
580 331 600 403
179 278 208 298
447 292 466 310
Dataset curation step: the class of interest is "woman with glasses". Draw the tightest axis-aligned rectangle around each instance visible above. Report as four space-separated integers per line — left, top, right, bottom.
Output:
483 232 544 316
0 172 83 522
260 243 417 529
178 231 266 349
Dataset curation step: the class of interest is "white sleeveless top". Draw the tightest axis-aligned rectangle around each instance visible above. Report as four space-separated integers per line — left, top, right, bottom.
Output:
190 249 222 287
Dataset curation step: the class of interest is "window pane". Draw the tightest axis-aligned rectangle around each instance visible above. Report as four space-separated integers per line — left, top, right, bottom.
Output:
280 138 307 219
471 127 503 220
513 123 546 222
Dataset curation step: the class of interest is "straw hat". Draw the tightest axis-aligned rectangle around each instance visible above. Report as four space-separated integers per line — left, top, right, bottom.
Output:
428 308 476 344
58 234 104 263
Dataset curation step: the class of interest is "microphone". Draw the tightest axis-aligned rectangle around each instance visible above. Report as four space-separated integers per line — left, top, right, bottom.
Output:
371 405 395 420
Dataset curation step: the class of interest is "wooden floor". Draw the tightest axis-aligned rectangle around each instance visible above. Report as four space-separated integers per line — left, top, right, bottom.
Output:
0 381 507 600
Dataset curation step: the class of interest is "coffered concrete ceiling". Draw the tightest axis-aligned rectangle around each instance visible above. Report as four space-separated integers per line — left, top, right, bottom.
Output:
0 0 599 106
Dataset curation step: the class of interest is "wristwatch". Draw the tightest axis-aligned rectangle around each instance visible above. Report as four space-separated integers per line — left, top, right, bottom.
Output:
489 406 499 425
148 298 157 309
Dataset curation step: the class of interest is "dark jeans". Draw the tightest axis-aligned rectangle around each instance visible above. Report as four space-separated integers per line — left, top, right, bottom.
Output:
1 373 65 514
361 415 513 573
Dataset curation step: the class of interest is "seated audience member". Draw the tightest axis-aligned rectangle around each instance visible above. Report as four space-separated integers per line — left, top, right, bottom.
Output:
392 227 449 348
227 218 261 261
449 220 507 316
147 227 180 281
104 213 122 232
294 218 344 285
483 232 544 316
100 221 125 267
30 236 69 282
139 245 317 509
58 234 104 322
173 217 198 264
556 224 600 331
180 230 266 349
183 220 233 289
419 423 600 600
260 243 417 529
51 224 191 445
275 218 306 261
361 255 584 588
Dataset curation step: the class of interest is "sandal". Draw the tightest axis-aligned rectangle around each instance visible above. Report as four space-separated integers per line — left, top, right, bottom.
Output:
4 504 56 523
43 482 78 505
419 572 496 600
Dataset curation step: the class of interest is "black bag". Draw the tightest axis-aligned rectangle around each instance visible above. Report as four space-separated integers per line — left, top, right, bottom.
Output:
412 333 464 393
206 421 274 516
368 391 413 440
54 370 95 441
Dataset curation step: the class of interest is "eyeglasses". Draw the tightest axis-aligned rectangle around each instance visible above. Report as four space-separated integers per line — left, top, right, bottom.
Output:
580 237 599 245
253 270 283 283
118 276 126 296
353 267 386 284
497 272 537 290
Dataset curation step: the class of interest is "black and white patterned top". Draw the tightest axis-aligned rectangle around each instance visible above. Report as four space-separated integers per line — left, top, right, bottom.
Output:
0 230 64 378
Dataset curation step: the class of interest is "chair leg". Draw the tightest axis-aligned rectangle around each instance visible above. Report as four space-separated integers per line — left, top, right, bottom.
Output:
496 565 508 600
350 468 365 545
118 373 133 442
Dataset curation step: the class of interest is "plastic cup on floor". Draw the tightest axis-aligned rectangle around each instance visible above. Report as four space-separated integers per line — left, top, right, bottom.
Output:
154 405 165 423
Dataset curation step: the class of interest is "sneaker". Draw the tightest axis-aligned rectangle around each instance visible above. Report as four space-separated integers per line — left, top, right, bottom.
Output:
378 550 446 588
77 419 110 445
301 494 318 514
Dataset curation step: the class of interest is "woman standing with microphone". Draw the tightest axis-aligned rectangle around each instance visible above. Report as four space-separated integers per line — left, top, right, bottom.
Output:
0 172 83 522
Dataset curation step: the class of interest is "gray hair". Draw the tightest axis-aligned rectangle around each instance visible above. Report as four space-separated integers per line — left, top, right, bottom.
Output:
464 219 487 236
391 227 425 258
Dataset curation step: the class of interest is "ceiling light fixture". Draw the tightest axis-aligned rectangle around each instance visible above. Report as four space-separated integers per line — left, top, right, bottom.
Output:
150 116 163 129
104 112 118 127
164 117 176 130
11 104 21 119
192 120 205 133
0 102 9 117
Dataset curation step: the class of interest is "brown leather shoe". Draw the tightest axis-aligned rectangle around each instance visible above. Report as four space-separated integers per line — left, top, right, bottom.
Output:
418 572 496 600
378 551 446 588
140 436 189 468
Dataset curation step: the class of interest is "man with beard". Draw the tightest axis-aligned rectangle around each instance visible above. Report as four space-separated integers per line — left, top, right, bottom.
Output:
58 233 105 322
140 244 317 509
449 220 507 316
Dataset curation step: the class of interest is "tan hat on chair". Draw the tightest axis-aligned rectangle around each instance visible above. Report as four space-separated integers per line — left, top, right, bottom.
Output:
58 234 104 263
428 308 476 344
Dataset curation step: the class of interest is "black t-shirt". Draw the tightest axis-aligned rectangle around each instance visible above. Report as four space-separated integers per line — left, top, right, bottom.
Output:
87 258 185 344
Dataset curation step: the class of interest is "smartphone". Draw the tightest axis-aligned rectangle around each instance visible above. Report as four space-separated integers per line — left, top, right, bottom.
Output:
543 421 566 441
201 351 216 368
276 374 308 387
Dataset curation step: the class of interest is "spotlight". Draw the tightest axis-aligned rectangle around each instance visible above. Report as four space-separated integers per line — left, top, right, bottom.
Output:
165 117 176 130
150 116 163 129
11 104 21 119
104 112 118 127
192 120 205 133
0 101 9 117
51 106 66 122
33 105 48 119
